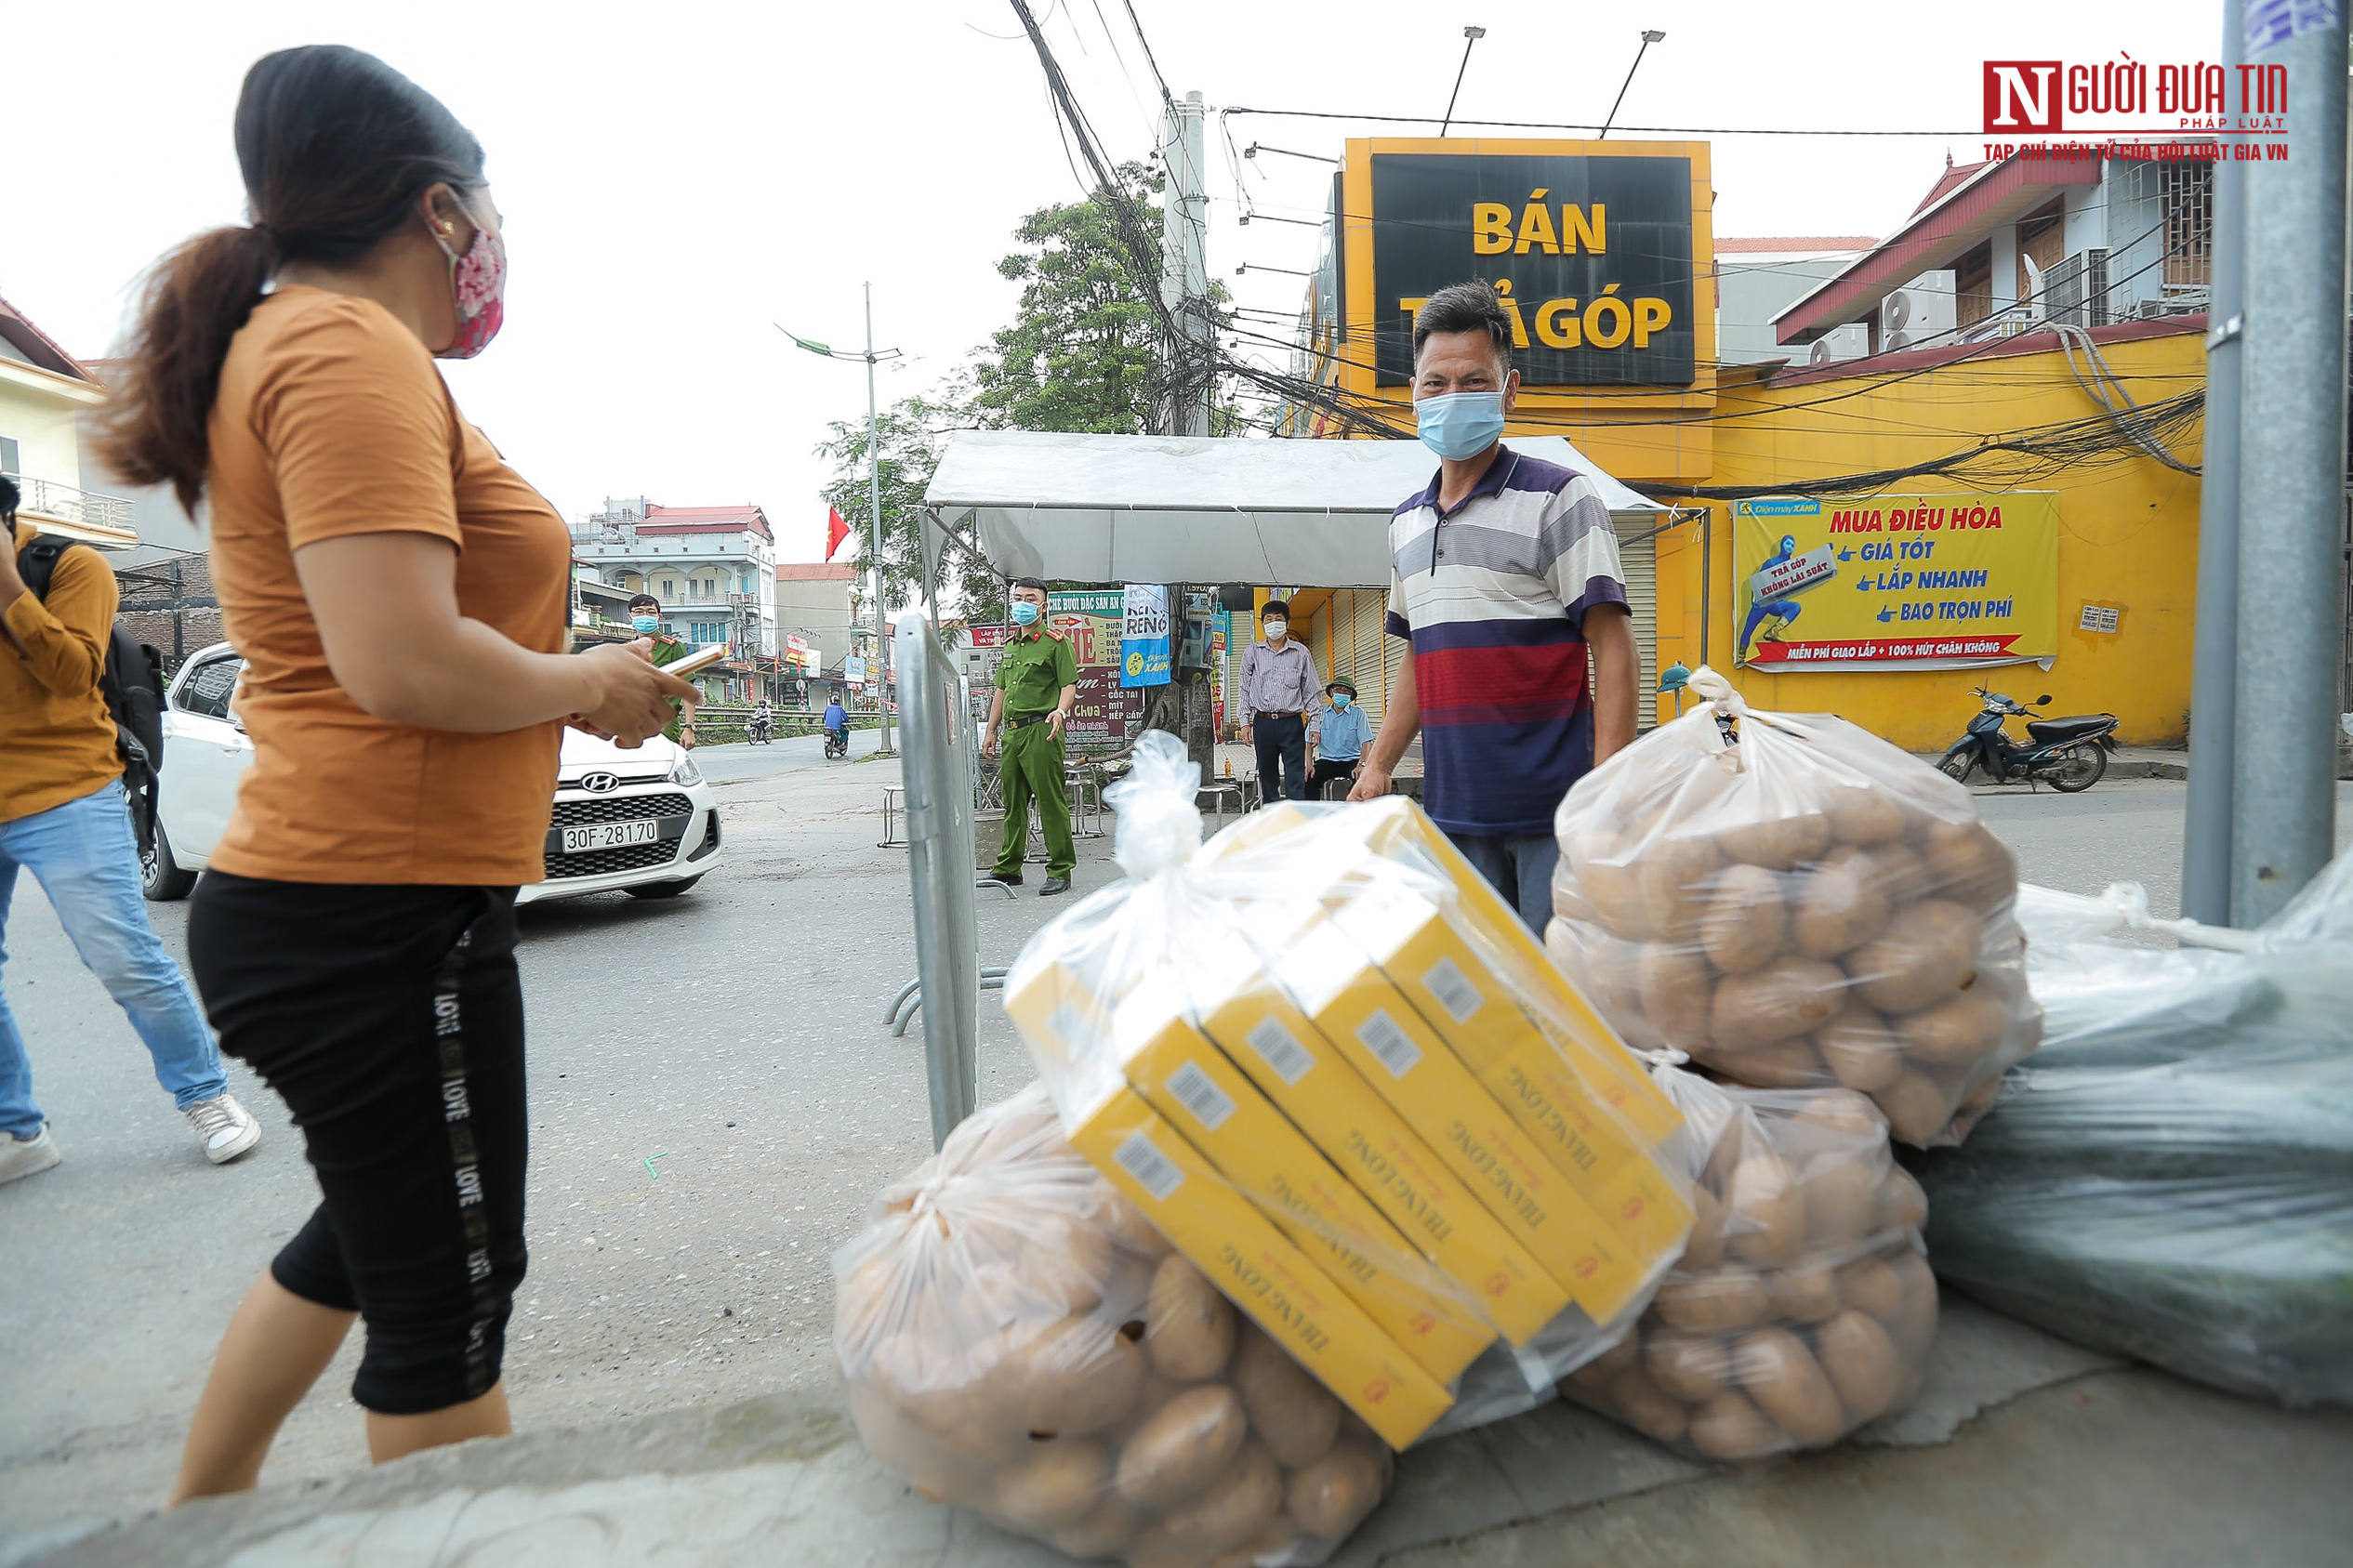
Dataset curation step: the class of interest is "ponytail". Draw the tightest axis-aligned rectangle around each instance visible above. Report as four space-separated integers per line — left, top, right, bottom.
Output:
94 225 278 516
90 45 484 519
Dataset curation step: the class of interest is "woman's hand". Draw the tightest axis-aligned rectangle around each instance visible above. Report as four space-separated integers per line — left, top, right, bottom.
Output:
576 640 698 746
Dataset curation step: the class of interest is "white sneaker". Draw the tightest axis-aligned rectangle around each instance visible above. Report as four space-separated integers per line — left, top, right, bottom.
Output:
0 1125 61 1186
186 1094 261 1165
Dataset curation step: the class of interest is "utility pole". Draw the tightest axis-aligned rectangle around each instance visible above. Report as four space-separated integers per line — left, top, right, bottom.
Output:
1158 89 1211 437
863 283 894 756
777 296 905 756
1156 90 1218 772
2182 0 2247 925
2229 2 2348 924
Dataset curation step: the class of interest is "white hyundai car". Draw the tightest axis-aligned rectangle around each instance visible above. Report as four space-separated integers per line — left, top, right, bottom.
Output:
141 642 722 904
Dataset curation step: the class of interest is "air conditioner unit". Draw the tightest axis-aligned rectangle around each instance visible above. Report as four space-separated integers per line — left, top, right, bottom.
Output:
1807 324 1872 365
1878 270 1957 351
2044 248 2111 329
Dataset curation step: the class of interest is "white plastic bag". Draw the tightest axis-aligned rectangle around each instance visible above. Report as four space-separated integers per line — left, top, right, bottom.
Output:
1547 666 2042 1146
1560 1071 1937 1461
835 1084 1398 1565
994 737 1700 1547
1906 858 2353 1408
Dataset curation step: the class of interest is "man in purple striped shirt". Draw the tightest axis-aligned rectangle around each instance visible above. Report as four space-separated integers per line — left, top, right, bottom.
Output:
1351 282 1640 930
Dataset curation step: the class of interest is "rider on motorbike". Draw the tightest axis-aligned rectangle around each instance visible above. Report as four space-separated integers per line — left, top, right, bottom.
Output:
747 700 773 744
823 692 849 754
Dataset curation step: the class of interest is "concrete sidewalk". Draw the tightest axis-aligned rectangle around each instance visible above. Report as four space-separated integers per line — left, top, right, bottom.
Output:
37 1295 2353 1567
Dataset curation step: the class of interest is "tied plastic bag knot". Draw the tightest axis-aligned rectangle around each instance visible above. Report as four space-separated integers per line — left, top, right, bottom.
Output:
1684 665 1748 771
1685 664 1746 717
1104 731 1203 880
1641 1047 1692 1070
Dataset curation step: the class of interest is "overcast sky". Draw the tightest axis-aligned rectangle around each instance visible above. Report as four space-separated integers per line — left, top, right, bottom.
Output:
10 1 2214 561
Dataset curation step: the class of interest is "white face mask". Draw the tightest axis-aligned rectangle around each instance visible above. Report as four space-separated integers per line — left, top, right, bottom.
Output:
1263 620 1288 641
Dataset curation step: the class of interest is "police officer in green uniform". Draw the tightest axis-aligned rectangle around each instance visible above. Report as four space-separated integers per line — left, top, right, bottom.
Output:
982 576 1077 896
626 591 699 747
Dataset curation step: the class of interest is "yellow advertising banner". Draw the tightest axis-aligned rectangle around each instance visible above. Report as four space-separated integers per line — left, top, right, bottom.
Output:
1731 493 2058 671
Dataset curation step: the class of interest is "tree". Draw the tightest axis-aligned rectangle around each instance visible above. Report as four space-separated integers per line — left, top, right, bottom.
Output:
812 164 1237 627
813 388 993 622
972 162 1165 436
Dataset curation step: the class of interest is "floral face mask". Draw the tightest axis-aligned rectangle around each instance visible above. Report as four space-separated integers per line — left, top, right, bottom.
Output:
430 213 506 360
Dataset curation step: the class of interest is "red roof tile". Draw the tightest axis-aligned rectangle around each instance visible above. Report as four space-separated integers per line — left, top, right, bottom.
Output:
0 294 96 383
639 503 773 542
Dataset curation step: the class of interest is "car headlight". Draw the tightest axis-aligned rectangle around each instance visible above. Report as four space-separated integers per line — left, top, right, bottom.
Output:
668 754 703 785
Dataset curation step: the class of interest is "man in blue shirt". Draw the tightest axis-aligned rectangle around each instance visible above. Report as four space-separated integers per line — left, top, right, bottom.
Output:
1306 679 1370 800
822 692 848 745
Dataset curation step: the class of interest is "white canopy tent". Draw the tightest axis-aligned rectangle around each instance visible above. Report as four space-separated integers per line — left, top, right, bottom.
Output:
920 429 1671 592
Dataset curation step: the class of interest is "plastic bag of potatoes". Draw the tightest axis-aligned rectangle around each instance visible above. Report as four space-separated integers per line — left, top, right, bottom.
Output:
1545 665 2042 1147
1559 1072 1938 1462
836 1084 1395 1568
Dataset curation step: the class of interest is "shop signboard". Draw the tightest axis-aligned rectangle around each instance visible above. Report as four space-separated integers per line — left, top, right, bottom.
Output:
1046 589 1125 668
1120 583 1172 688
1367 149 1699 388
844 653 867 685
1731 493 2059 671
1066 669 1144 751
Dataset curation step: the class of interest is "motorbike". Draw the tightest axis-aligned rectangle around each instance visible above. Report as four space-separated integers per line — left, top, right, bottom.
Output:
1938 688 2119 792
747 712 773 744
824 724 850 759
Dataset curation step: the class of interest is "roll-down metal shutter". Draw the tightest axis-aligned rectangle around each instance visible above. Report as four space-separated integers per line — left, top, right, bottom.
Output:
1612 515 1659 731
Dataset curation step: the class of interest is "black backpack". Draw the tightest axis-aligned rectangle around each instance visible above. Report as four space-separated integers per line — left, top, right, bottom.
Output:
17 536 170 850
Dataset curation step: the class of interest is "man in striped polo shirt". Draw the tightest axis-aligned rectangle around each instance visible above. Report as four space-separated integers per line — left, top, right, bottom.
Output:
1350 281 1640 930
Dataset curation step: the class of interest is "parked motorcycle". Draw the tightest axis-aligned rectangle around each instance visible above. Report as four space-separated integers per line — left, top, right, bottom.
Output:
747 712 774 744
1938 688 2119 791
824 725 850 760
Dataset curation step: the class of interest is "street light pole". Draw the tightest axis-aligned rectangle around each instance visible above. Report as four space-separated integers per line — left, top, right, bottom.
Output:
777 302 906 756
864 283 894 756
1599 29 1667 139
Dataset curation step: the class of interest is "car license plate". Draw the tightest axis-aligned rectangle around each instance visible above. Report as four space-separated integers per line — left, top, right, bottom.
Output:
562 819 660 854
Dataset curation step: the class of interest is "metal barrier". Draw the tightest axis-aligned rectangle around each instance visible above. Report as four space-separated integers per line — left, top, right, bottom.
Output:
892 611 980 1149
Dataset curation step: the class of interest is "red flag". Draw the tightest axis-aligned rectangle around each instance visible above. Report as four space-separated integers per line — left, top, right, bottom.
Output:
825 507 852 560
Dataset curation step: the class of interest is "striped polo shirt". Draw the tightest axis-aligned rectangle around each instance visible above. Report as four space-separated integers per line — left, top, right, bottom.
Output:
1385 444 1628 836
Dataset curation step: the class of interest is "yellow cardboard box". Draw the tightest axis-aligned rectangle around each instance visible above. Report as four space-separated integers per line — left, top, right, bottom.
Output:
1002 957 1115 1074
1323 877 1694 1270
1068 1087 1454 1448
1352 800 1685 1148
1271 917 1650 1323
1112 974 1493 1384
1184 927 1568 1346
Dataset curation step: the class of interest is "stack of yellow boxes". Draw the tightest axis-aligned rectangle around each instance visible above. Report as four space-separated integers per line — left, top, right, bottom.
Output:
1004 798 1690 1449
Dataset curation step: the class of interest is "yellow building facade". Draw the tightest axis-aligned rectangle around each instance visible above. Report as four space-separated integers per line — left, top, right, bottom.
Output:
1298 139 2209 752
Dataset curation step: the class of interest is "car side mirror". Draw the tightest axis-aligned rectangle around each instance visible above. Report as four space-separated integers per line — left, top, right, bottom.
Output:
2035 694 2053 706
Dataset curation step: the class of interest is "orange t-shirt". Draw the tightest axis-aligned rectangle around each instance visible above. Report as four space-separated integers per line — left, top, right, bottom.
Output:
205 286 570 885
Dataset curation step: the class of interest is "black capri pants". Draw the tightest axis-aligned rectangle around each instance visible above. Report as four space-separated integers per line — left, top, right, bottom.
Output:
189 873 528 1416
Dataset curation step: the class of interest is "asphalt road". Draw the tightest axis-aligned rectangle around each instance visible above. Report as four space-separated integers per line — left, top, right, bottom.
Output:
1 763 2346 1561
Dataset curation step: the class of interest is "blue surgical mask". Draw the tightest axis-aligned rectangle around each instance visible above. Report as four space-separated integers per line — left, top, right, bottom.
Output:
1415 391 1506 462
631 614 659 633
1331 693 1351 709
1011 601 1040 626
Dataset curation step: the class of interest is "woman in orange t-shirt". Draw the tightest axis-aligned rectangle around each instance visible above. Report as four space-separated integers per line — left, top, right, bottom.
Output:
97 46 696 1502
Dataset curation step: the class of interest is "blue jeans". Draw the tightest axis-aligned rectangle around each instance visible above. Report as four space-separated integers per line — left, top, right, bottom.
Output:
0 780 227 1137
1446 830 1561 935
